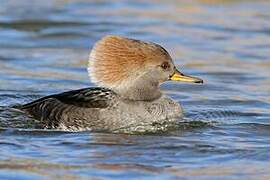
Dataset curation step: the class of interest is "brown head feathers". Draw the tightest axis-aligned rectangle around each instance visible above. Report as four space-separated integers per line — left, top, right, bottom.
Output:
88 35 172 88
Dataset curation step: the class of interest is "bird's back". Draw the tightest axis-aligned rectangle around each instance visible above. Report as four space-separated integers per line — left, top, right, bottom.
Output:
19 87 117 130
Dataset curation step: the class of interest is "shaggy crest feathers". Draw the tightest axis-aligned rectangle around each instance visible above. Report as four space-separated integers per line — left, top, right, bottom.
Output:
88 35 171 88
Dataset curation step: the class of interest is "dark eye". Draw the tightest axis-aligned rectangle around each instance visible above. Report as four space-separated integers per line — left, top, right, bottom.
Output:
160 62 170 70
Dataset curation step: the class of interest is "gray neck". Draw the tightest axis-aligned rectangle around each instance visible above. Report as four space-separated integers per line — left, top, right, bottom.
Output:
113 79 162 101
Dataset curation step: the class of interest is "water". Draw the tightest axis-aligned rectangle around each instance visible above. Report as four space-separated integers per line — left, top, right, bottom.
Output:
0 0 270 179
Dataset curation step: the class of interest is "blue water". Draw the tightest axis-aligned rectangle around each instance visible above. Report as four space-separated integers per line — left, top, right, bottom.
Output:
0 0 270 179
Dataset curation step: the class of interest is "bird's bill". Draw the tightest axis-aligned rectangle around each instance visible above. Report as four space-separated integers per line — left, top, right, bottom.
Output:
169 69 203 84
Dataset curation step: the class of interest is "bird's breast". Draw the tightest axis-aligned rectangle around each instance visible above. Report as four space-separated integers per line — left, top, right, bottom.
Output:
145 96 183 121
117 95 183 124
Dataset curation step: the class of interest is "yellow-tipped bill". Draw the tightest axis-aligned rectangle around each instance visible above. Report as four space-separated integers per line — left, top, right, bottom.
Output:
169 69 203 84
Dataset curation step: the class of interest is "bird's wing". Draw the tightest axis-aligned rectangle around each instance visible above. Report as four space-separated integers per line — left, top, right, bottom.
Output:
20 87 116 109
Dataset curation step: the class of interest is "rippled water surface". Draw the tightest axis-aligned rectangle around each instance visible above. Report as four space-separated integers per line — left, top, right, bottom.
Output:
0 0 270 179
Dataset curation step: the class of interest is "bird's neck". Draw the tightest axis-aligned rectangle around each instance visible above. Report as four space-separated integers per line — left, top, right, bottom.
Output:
113 80 162 101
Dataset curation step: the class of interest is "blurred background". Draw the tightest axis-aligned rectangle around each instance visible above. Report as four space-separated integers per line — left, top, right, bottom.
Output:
0 0 270 179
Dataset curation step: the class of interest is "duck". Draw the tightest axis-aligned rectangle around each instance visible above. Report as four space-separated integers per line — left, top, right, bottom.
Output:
18 35 203 133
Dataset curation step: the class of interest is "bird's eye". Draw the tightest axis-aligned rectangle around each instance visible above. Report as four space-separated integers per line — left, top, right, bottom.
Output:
160 62 170 70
